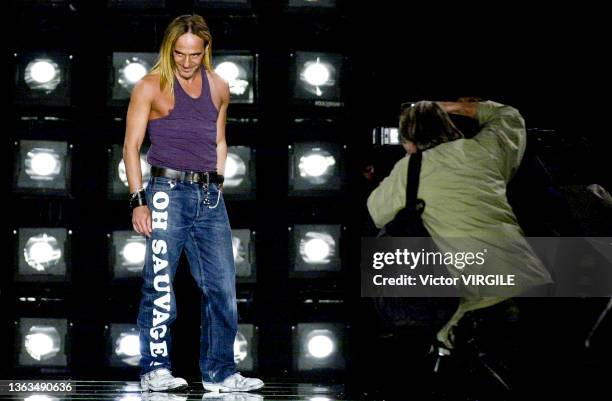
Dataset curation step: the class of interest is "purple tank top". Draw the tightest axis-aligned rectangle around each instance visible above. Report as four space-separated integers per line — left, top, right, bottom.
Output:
147 66 219 172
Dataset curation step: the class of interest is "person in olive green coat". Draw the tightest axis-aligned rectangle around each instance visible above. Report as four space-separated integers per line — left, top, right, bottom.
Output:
367 100 552 348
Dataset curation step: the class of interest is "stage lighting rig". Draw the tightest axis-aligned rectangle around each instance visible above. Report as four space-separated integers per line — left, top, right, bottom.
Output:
14 140 71 196
14 52 72 106
292 323 345 371
16 228 70 282
290 225 341 277
16 318 69 367
213 52 256 104
292 52 344 107
110 231 146 280
110 52 157 103
289 142 344 195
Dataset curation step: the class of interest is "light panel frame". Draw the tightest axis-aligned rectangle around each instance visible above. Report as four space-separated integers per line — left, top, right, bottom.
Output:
14 139 72 196
16 317 69 368
289 224 342 278
16 228 71 283
293 322 346 371
288 142 344 195
213 51 257 104
13 51 72 106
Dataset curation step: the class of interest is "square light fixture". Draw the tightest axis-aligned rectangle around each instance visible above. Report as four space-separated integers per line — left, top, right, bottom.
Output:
107 323 141 368
292 51 343 106
110 231 146 280
213 52 256 104
16 228 70 282
13 52 72 106
289 142 344 194
109 52 157 103
107 144 151 199
16 318 69 367
293 322 345 371
14 139 71 195
290 224 341 277
232 229 255 283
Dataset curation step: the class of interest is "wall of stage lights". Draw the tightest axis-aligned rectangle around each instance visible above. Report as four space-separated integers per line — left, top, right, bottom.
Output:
10 0 349 376
13 49 346 194
15 317 346 373
13 219 346 372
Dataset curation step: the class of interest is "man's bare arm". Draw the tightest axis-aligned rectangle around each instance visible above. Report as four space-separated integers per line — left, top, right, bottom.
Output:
123 77 154 237
123 78 153 193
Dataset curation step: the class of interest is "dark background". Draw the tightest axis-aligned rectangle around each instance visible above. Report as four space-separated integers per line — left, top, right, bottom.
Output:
4 0 611 399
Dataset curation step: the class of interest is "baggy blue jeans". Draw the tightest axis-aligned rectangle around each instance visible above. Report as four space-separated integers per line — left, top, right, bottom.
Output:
137 175 237 383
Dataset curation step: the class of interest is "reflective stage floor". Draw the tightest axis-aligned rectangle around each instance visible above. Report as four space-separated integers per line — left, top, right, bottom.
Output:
0 381 347 401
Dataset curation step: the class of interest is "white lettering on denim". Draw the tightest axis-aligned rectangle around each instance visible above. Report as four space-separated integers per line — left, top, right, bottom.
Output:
154 274 170 292
152 254 168 274
149 189 171 358
152 239 167 255
151 210 168 230
150 341 168 357
150 325 167 340
152 308 170 326
153 191 169 209
153 293 171 312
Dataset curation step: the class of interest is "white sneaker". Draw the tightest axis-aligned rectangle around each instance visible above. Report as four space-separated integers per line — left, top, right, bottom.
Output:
202 373 264 392
141 368 189 392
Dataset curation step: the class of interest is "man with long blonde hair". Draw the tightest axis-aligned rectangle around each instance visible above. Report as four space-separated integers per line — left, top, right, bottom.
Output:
123 14 263 393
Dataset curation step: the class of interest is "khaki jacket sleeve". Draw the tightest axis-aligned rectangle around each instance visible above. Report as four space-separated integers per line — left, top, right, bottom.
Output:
366 155 409 228
473 101 527 183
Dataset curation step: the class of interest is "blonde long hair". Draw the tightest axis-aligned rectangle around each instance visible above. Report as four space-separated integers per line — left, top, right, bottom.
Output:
150 14 213 95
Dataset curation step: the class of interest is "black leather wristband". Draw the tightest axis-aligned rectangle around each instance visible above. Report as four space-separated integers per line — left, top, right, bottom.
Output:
129 189 147 211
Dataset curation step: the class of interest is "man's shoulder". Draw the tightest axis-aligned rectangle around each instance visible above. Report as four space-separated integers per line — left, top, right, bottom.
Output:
206 69 230 103
132 73 161 100
207 69 225 84
207 70 229 91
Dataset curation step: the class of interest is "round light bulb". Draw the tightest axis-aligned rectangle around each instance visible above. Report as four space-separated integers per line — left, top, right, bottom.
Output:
304 238 330 262
216 62 240 82
30 61 57 84
225 155 239 178
303 60 330 86
29 242 55 268
122 242 146 265
307 334 334 359
25 333 55 361
300 154 329 177
30 153 58 176
123 62 147 83
116 334 140 357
